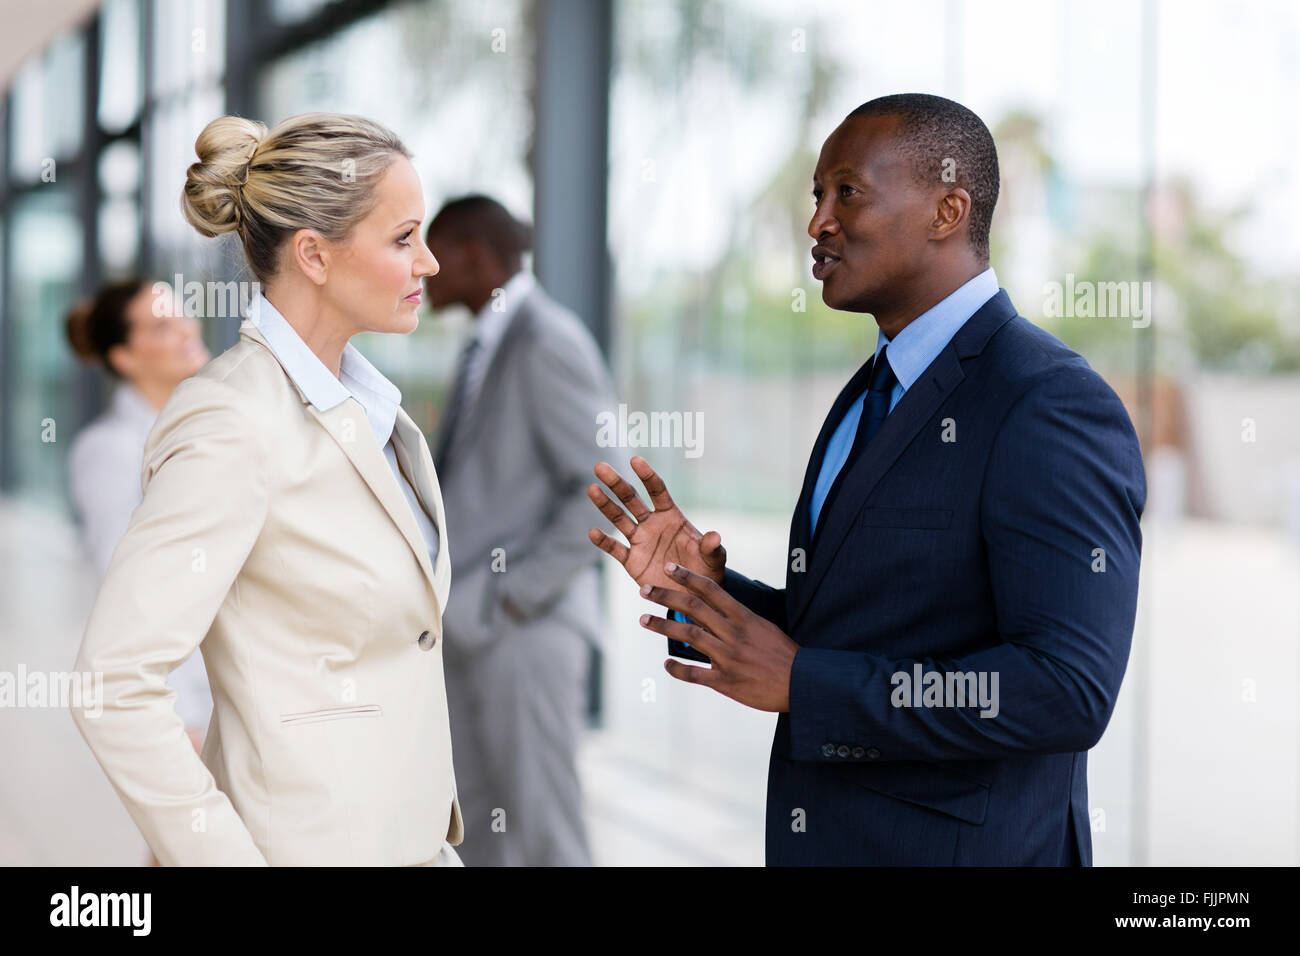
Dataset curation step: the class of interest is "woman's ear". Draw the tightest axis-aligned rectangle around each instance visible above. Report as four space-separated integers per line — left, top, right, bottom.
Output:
105 342 135 379
288 229 330 286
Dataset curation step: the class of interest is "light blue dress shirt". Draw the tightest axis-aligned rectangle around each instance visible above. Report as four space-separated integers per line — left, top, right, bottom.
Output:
246 293 440 565
808 267 999 534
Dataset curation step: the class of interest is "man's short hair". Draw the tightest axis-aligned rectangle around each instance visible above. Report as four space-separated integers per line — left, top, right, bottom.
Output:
427 194 533 273
848 93 999 261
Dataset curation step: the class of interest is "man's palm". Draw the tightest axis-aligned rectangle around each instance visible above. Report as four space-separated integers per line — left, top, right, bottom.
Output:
588 457 726 590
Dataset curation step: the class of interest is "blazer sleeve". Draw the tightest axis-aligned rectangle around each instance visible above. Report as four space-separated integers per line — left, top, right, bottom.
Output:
493 317 615 618
786 366 1146 762
722 568 788 632
70 375 271 865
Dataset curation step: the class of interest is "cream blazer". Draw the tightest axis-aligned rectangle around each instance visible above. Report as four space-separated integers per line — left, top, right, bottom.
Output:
71 319 462 866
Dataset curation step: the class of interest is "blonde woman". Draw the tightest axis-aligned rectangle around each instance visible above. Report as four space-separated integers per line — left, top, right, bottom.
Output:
70 113 463 866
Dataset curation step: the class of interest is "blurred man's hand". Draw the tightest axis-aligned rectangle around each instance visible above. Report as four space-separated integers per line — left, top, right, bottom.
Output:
587 456 726 591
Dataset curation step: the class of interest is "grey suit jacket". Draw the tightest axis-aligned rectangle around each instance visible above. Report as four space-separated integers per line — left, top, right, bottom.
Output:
434 284 615 654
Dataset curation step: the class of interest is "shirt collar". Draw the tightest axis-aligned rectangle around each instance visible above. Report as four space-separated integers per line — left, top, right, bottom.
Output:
246 292 402 448
472 270 535 349
875 267 999 391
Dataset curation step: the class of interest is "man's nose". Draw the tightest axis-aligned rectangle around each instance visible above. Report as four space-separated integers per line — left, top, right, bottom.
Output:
808 199 839 241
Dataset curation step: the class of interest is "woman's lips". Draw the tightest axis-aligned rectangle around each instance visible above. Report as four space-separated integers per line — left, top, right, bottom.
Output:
404 292 422 303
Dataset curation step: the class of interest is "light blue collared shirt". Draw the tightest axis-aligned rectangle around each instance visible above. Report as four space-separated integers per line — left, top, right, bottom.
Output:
809 267 999 534
246 293 439 565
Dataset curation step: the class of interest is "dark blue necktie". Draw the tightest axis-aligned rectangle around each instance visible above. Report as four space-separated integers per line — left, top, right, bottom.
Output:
850 346 898 459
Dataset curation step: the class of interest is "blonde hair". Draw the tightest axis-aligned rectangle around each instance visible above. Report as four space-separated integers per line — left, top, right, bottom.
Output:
181 112 413 284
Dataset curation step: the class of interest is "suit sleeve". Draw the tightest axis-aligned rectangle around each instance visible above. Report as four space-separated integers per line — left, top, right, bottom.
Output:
494 318 616 618
722 568 788 631
787 367 1146 761
70 376 271 865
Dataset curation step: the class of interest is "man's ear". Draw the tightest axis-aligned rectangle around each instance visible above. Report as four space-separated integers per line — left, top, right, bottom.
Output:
931 187 972 243
287 228 330 286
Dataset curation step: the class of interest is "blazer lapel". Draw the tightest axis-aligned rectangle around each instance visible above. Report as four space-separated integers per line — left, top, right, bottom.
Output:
307 401 442 602
785 353 878 608
391 406 451 612
238 320 443 604
786 290 1019 631
434 293 535 471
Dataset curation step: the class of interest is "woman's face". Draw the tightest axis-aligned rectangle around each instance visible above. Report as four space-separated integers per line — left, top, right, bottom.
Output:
110 284 210 387
320 156 439 335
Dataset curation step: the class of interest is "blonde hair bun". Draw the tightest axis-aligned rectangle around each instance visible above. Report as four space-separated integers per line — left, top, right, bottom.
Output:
182 115 268 238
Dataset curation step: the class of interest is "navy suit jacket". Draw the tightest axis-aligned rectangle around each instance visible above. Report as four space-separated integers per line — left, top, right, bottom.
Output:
724 290 1146 865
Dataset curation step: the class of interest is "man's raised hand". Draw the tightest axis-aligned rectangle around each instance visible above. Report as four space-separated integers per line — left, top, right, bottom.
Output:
587 456 726 592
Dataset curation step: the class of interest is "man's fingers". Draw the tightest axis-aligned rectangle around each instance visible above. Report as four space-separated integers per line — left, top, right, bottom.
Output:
664 657 721 689
586 483 638 537
630 456 678 513
639 581 729 634
638 612 723 660
664 561 735 617
701 530 727 569
588 528 630 565
594 461 652 522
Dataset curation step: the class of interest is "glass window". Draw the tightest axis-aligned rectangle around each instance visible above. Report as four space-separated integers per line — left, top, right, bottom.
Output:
5 187 84 507
257 0 533 433
99 0 144 133
8 32 85 182
150 0 225 100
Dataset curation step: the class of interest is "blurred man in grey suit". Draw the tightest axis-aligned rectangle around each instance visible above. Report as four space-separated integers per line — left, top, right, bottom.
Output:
424 195 614 866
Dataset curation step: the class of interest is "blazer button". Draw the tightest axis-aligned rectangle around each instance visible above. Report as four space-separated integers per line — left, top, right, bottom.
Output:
866 747 881 759
851 746 865 759
821 743 836 757
417 630 436 651
836 744 851 758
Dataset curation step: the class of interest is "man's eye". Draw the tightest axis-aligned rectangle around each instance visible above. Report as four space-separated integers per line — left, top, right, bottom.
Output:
840 185 854 198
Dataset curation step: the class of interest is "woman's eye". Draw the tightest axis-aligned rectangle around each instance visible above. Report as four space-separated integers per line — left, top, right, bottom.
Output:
398 230 413 247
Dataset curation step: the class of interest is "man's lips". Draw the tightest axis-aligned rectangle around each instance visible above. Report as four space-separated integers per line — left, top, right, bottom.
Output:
812 246 841 281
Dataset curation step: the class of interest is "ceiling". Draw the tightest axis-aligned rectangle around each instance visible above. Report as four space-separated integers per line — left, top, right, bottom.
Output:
0 0 101 92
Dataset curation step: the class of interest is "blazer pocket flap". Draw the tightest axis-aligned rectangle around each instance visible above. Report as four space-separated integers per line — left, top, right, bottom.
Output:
280 704 383 726
848 762 990 825
858 507 953 530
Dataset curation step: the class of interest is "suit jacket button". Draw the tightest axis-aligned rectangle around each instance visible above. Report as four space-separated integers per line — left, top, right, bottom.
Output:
866 747 880 759
851 746 866 759
836 745 851 758
418 630 436 651
821 743 836 757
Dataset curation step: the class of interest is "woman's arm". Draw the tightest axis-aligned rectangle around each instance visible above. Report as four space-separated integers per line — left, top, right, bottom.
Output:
70 375 271 866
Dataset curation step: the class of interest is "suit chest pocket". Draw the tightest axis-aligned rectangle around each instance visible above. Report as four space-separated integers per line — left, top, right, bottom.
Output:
857 507 953 530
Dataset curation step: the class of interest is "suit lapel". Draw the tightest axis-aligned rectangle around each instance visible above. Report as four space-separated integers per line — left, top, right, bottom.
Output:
434 293 536 471
238 320 444 604
785 353 878 608
391 406 451 610
786 291 1019 631
307 401 442 602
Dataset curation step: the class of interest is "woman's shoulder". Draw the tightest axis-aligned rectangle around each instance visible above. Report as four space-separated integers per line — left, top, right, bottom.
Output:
147 339 293 461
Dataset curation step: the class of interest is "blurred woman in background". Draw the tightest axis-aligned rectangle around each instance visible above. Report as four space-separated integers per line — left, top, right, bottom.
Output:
65 278 212 749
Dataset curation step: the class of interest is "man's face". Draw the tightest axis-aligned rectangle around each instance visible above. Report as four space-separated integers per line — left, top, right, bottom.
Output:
422 227 474 310
808 113 936 314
